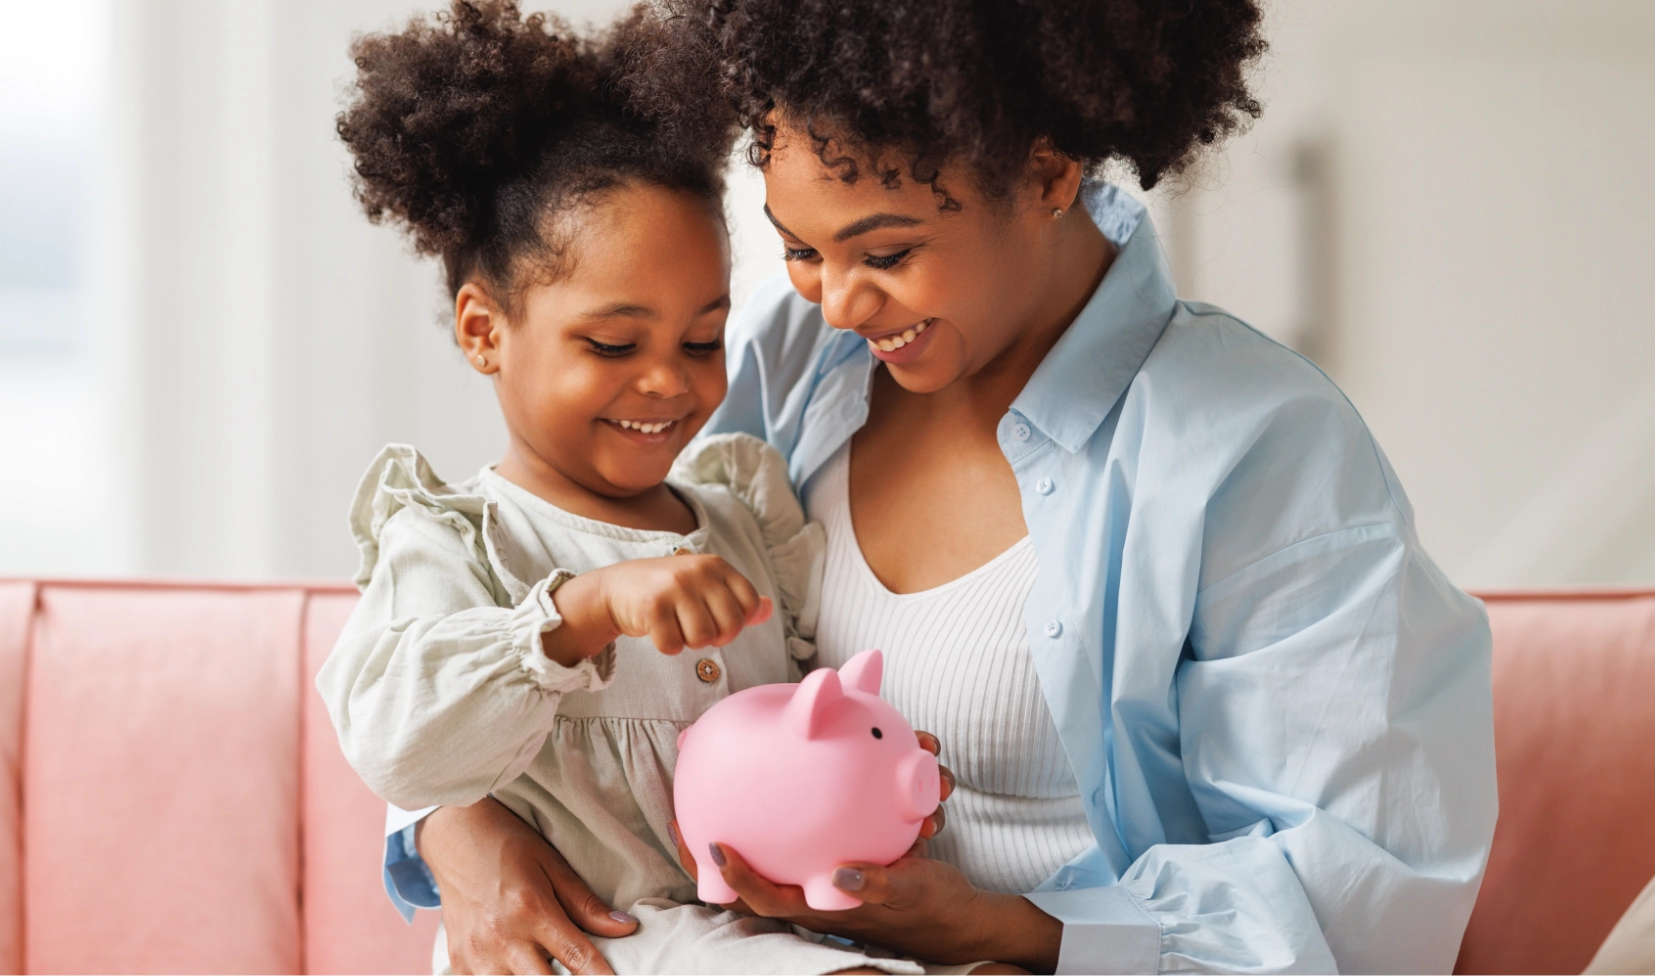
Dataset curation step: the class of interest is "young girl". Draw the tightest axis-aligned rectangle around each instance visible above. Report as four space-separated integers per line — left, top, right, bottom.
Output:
315 3 950 973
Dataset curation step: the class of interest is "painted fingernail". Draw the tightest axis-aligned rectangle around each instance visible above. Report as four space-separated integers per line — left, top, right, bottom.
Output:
609 910 637 924
668 822 681 848
708 842 727 868
832 867 865 891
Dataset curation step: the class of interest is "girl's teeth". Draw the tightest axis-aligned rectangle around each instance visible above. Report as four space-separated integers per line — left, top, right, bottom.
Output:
617 420 672 433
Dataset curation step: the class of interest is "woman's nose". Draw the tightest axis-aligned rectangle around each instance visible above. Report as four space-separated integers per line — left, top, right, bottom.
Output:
819 266 883 332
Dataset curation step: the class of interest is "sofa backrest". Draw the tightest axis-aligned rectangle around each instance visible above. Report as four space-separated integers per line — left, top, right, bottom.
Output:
1455 591 1655 975
0 581 436 975
1 580 1651 974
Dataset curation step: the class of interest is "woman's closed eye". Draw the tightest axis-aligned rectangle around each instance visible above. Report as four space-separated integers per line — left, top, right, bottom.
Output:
862 248 912 271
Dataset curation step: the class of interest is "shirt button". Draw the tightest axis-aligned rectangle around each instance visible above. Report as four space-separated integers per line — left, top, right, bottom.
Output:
695 658 722 683
1012 423 1031 442
673 546 693 556
1036 477 1054 495
1044 620 1062 638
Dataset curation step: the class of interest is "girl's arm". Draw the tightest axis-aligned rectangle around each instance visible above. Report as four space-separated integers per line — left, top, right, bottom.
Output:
317 510 613 810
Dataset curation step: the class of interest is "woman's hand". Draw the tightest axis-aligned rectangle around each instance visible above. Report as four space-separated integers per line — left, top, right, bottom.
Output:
669 732 1059 969
419 798 639 975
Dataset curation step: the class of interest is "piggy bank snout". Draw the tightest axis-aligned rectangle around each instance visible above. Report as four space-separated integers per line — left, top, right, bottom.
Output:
893 748 941 823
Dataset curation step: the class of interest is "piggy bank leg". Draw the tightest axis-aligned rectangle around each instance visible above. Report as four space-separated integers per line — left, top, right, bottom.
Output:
803 874 864 911
698 871 741 907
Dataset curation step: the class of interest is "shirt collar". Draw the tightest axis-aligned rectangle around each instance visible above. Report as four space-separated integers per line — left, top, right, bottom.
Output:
1012 183 1178 453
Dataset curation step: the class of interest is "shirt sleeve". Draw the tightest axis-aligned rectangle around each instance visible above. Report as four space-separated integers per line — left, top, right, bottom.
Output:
1032 521 1496 974
316 506 615 811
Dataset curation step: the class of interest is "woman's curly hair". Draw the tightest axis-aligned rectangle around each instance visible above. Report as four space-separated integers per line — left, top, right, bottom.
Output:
338 0 737 298
670 0 1266 205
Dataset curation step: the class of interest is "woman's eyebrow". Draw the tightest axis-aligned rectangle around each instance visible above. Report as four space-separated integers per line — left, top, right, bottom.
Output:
831 212 923 243
762 204 923 243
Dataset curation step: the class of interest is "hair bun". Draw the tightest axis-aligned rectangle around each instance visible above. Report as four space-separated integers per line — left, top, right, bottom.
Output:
337 0 599 258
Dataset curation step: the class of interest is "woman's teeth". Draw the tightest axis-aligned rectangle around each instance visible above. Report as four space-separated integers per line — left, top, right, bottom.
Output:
872 319 930 352
614 419 675 434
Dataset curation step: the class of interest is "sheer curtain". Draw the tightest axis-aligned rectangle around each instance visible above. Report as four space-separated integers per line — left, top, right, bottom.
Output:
97 0 781 579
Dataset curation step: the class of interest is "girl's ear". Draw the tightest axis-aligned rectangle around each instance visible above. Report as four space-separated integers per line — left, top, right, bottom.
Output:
455 282 504 374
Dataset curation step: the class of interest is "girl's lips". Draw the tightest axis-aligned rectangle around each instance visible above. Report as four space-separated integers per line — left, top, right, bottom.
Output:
866 319 936 366
602 418 680 444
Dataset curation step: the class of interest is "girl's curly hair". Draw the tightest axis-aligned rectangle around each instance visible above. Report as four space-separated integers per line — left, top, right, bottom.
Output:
338 0 737 298
670 0 1266 205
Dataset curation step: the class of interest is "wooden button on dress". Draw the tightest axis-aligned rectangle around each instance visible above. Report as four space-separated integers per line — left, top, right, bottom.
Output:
674 547 693 556
695 658 721 683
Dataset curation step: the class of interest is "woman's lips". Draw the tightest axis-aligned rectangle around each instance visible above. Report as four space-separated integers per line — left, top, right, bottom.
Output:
866 319 935 365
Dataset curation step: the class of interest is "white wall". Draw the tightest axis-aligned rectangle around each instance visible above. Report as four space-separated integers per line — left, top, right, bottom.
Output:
1165 0 1655 588
3 0 1650 588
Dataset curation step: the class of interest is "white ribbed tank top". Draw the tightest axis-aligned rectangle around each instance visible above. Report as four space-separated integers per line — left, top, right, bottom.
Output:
806 446 1095 894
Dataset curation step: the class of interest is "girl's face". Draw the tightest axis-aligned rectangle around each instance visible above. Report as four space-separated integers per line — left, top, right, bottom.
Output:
458 183 731 500
761 124 1085 394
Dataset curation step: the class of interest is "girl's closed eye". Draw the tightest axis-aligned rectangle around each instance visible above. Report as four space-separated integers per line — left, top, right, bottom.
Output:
683 338 723 356
586 338 637 357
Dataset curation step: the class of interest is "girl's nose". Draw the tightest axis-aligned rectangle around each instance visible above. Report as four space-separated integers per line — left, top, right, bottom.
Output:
637 356 691 398
819 265 883 332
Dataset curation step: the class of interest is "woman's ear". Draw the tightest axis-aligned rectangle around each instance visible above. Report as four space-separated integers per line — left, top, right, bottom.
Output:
455 282 503 375
1027 140 1085 219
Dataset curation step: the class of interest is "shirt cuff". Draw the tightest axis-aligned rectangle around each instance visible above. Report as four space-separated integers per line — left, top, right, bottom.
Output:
510 570 617 693
1025 886 1162 975
383 822 440 922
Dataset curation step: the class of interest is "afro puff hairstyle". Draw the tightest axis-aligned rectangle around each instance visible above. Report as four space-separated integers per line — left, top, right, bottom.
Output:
670 0 1267 206
337 0 738 298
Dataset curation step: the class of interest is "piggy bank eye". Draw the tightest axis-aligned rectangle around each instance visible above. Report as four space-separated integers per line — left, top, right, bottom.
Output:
871 727 883 739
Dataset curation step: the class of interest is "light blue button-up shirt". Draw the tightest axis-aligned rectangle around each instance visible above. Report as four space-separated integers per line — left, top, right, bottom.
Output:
383 184 1496 974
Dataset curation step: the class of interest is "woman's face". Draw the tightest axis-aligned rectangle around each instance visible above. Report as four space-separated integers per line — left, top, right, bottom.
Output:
458 182 731 499
761 124 1080 393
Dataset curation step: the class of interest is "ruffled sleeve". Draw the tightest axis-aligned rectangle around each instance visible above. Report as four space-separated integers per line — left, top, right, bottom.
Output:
672 433 824 663
318 444 614 810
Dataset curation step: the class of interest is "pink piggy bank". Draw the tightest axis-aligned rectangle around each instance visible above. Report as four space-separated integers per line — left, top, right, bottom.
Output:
673 648 941 910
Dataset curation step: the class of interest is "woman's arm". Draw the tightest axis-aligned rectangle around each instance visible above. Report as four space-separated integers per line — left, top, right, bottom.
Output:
418 799 639 976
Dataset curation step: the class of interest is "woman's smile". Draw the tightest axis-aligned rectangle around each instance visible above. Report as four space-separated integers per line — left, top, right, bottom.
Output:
864 318 936 364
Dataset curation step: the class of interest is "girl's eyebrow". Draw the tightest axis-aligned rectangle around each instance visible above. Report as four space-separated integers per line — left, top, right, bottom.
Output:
583 295 730 320
763 204 924 244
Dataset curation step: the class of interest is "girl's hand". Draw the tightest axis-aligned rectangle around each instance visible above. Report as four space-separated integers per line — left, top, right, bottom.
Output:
419 798 638 975
544 555 773 664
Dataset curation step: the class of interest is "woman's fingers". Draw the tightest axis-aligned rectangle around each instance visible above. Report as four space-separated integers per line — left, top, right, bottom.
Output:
920 800 947 840
502 946 558 976
669 820 697 880
540 844 638 939
711 842 812 917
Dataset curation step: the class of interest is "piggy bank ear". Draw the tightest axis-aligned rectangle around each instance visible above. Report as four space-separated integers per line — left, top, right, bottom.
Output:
786 667 844 740
838 649 883 696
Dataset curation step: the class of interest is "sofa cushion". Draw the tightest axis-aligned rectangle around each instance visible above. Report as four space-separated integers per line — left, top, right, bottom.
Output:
23 585 305 975
302 590 439 974
1456 591 1655 975
0 582 33 976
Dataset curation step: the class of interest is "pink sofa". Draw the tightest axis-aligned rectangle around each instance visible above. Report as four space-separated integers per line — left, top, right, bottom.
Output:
0 579 1651 974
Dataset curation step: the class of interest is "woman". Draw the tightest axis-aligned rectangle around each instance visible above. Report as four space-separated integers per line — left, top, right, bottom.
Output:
396 0 1497 971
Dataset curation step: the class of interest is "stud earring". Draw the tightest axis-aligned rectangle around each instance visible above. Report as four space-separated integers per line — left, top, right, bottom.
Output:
475 355 486 369
1051 207 1064 219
